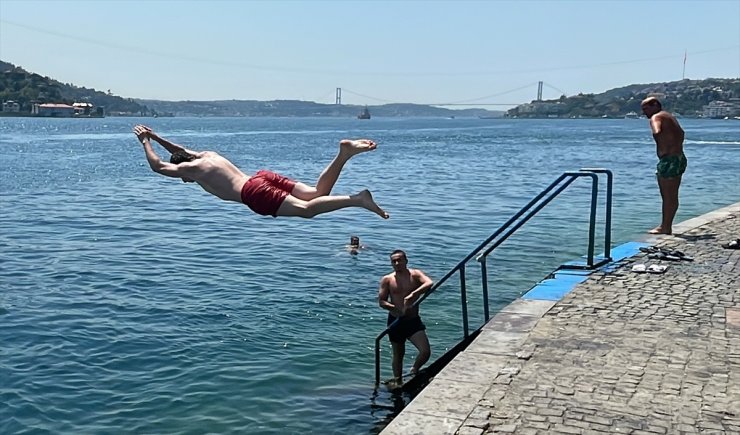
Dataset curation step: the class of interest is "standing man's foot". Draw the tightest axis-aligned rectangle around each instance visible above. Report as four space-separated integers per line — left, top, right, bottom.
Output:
357 189 389 219
648 226 672 235
339 139 377 157
387 377 403 390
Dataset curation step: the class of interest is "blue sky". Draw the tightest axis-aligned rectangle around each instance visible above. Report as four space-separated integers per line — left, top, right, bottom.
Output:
1 0 738 108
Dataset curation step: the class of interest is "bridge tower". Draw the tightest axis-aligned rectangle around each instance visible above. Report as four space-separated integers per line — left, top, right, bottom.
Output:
537 81 543 101
335 88 342 105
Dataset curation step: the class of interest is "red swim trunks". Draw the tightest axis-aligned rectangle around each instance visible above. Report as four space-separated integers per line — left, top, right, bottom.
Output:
240 170 296 217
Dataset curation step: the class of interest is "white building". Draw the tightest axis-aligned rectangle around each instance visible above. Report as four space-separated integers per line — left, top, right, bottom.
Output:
702 100 736 118
73 102 94 115
32 103 75 117
2 100 20 112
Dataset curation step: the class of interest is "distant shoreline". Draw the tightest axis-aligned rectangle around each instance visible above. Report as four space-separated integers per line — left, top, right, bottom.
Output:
0 112 104 119
2 113 737 120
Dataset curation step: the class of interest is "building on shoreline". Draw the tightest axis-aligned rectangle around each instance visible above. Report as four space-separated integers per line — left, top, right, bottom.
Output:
32 103 75 117
24 102 105 117
702 99 740 118
2 100 20 112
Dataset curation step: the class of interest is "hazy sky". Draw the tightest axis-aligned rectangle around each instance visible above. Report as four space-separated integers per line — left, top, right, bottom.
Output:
1 0 739 108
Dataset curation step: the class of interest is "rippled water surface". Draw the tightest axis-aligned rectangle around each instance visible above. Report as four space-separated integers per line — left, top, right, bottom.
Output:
1 117 738 434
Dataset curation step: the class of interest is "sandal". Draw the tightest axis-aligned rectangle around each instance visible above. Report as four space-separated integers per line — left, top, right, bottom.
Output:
639 246 660 254
648 252 681 261
662 249 694 261
722 239 740 249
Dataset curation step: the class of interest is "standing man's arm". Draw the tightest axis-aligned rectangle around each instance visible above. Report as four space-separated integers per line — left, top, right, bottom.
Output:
403 270 433 308
378 277 402 317
649 115 663 137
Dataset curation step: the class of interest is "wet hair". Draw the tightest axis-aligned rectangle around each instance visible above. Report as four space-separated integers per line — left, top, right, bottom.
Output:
170 150 196 165
350 236 360 246
390 249 407 259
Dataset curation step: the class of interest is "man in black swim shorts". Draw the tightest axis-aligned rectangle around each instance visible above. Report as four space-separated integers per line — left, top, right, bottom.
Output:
378 250 433 384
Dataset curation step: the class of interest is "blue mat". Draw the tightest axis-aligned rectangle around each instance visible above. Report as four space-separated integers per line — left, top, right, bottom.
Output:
522 241 649 301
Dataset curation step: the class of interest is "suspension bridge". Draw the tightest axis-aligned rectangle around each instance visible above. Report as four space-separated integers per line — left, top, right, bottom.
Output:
329 81 568 107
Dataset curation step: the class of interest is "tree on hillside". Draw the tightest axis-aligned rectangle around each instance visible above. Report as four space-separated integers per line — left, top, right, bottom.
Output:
0 60 151 114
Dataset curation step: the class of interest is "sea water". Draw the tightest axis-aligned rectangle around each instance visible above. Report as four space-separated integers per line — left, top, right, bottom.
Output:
1 117 738 434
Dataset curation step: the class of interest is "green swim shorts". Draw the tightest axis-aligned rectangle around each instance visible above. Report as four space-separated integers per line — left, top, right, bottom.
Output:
656 153 687 179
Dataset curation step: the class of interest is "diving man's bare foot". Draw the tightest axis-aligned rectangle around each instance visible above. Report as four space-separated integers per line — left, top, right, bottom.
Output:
339 139 377 157
648 226 672 235
357 189 389 219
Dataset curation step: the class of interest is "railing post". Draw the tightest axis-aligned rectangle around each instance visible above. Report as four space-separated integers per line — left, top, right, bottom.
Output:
374 338 381 385
581 168 614 261
480 259 490 322
586 175 598 267
604 170 613 259
459 266 469 338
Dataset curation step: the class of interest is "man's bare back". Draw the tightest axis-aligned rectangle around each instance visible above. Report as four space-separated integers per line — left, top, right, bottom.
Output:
650 111 685 158
184 152 248 202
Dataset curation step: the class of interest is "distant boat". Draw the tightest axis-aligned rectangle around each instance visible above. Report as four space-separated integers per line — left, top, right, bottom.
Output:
624 111 639 119
357 106 371 119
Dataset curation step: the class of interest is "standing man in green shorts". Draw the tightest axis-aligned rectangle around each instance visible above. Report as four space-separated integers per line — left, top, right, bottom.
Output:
641 96 687 235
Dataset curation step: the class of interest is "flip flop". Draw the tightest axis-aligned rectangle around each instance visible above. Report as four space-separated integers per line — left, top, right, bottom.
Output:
648 252 681 261
639 246 660 254
721 239 740 250
647 264 668 274
661 249 694 261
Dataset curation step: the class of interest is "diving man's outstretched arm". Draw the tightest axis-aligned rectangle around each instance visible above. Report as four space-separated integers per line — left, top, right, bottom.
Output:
134 124 201 156
133 125 199 178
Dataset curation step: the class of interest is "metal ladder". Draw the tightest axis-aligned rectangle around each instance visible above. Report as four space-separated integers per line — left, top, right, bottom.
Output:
374 168 613 385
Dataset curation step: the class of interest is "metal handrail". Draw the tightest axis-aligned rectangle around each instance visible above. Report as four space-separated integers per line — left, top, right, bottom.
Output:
373 169 613 385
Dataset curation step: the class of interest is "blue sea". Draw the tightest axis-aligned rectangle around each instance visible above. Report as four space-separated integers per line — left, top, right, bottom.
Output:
1 116 738 434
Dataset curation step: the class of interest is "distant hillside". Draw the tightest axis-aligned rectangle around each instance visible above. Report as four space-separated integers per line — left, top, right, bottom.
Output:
0 59 501 118
5 59 736 119
0 60 149 115
136 98 501 118
507 78 740 118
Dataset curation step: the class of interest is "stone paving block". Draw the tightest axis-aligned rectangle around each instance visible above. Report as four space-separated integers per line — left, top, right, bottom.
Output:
456 426 486 435
727 307 740 328
482 311 540 333
380 412 464 435
499 298 556 317
434 352 508 384
464 330 527 356
402 377 490 420
488 423 517 433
